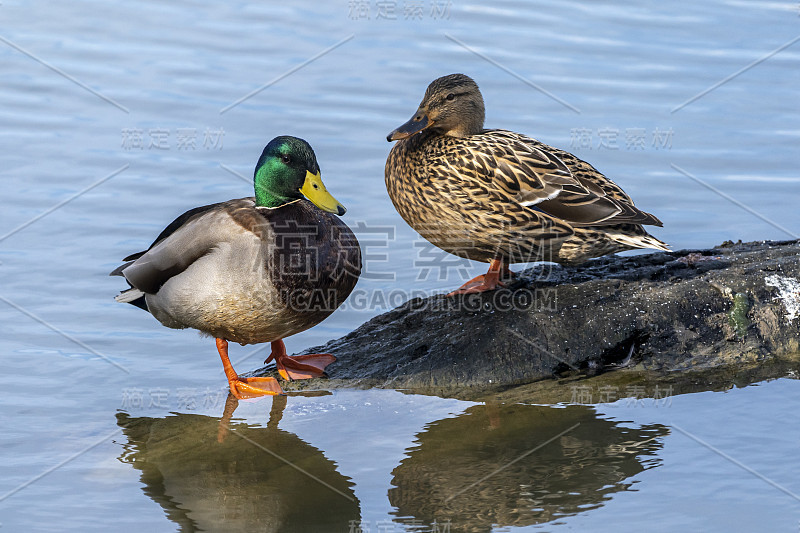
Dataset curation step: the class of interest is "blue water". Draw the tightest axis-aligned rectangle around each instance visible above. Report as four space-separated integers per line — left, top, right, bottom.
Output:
1 0 799 531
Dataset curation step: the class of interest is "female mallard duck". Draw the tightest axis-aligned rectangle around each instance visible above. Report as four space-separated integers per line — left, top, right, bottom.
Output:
386 73 669 295
111 136 361 398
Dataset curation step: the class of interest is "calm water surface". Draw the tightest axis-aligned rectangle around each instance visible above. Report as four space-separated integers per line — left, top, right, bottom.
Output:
1 0 799 531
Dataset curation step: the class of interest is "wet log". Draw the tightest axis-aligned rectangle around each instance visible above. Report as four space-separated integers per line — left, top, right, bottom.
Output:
254 240 800 397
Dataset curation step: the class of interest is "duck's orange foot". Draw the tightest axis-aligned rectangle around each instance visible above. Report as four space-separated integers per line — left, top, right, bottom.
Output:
448 258 512 296
229 376 284 399
265 340 336 381
447 274 507 296
277 354 337 380
216 338 284 399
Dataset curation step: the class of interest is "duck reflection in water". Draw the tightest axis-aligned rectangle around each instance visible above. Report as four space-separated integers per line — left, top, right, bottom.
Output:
117 393 360 533
389 403 668 532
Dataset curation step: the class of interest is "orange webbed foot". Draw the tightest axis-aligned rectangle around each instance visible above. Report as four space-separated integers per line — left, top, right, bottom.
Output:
216 338 284 399
447 274 508 295
229 376 284 399
448 259 512 296
265 340 336 381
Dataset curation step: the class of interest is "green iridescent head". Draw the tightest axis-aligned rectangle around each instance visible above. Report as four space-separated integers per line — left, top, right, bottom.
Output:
253 136 345 215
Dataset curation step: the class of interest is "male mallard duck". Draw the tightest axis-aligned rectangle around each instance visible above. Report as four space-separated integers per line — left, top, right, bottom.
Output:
111 136 361 398
386 73 669 294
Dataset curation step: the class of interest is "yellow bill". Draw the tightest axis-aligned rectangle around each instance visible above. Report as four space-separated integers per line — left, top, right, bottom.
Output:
300 171 346 216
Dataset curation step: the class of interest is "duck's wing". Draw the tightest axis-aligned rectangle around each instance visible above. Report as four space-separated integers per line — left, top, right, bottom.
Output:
465 130 662 228
109 203 222 283
121 203 223 263
111 198 257 295
533 138 664 227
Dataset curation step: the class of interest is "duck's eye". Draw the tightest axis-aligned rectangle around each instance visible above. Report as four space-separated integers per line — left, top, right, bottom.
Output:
313 183 319 189
446 93 456 101
281 154 292 164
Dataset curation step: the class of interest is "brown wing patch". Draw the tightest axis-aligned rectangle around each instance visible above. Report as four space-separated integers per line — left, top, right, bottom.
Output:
485 132 663 227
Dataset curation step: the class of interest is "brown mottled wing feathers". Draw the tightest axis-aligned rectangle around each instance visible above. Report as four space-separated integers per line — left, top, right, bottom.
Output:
458 130 662 227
